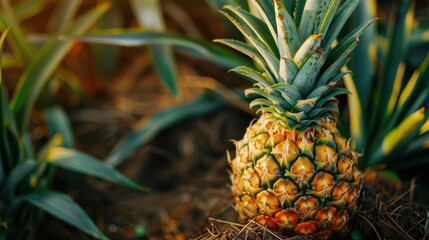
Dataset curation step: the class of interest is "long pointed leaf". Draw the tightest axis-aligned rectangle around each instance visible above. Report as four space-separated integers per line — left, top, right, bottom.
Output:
274 0 301 58
321 0 361 51
43 106 74 148
47 147 147 191
10 2 110 134
21 190 108 240
106 93 224 166
0 0 35 62
130 0 178 96
66 31 252 69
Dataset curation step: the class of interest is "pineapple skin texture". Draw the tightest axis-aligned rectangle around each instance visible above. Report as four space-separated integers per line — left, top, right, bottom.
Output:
229 113 362 238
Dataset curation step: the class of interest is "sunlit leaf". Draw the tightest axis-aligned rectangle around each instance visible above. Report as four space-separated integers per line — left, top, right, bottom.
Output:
46 147 147 192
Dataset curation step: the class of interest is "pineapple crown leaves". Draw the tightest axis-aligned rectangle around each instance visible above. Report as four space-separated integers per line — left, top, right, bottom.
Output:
216 0 374 131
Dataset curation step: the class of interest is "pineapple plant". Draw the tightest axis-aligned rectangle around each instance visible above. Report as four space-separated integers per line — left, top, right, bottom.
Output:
217 0 373 238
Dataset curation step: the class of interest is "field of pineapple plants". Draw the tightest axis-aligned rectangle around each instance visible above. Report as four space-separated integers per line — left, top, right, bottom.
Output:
1 0 429 239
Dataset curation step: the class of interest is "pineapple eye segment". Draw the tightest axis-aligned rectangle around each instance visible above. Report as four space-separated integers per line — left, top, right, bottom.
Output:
254 154 282 186
330 210 349 229
310 171 336 200
314 206 337 225
256 190 281 216
239 195 259 218
286 156 316 189
242 168 261 195
314 143 339 171
294 221 318 235
256 215 279 230
294 195 320 220
274 209 300 229
272 177 300 207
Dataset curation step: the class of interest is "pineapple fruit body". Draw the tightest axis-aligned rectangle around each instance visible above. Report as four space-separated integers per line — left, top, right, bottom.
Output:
217 0 373 238
229 113 362 238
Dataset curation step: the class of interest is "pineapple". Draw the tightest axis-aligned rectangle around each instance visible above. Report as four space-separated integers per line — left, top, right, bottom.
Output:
217 0 373 238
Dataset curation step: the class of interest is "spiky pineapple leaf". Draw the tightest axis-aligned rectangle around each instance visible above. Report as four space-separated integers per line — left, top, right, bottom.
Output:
220 10 279 79
318 0 341 37
274 0 301 58
245 87 291 107
294 34 322 67
292 53 322 96
231 66 271 86
20 190 108 240
224 5 278 55
321 0 361 51
299 0 331 41
318 56 350 87
248 0 277 43
327 19 376 65
279 57 298 83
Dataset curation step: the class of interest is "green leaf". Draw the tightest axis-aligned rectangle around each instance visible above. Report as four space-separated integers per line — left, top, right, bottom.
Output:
21 190 108 240
106 93 224 166
274 0 301 58
299 0 331 41
349 0 377 115
248 0 277 44
130 0 179 96
231 66 271 86
371 108 425 165
214 38 264 67
0 0 35 62
325 19 376 68
292 53 322 96
321 0 361 51
224 5 278 55
43 106 74 148
10 2 110 134
64 30 252 69
46 147 147 192
279 57 298 84
0 160 36 200
50 0 83 31
343 66 365 151
220 10 279 78
14 0 47 21
294 34 322 67
370 0 412 135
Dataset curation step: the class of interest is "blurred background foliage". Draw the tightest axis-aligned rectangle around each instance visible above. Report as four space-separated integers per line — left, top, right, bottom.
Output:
1 0 429 239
